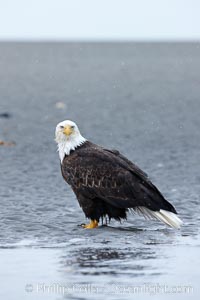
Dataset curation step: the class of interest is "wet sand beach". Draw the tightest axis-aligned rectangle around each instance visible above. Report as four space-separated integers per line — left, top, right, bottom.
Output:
0 42 200 299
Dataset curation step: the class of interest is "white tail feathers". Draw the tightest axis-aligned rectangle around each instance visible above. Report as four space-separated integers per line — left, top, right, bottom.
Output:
134 207 183 229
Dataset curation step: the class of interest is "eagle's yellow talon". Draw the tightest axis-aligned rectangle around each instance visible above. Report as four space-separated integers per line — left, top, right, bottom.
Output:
82 220 98 229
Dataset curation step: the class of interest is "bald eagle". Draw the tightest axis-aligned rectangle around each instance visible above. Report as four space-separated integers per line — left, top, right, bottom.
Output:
55 120 182 229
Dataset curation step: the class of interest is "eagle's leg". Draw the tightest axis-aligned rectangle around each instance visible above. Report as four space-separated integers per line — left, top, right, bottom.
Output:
82 219 98 229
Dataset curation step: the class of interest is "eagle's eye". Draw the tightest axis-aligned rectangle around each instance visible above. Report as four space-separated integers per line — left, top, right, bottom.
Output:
60 125 64 129
71 125 75 129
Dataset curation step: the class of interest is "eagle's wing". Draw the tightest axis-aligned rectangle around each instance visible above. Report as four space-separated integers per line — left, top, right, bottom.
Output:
103 148 148 178
61 146 176 214
103 148 167 201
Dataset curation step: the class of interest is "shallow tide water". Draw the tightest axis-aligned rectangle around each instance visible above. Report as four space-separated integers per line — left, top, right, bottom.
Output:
0 42 200 299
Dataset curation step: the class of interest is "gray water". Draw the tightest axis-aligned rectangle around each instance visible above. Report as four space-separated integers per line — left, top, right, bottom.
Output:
0 42 200 300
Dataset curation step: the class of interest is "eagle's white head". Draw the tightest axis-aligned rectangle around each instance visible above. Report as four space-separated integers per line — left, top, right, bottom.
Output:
55 120 86 162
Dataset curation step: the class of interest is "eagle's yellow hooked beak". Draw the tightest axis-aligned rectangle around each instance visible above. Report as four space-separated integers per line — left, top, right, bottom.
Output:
63 125 73 136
